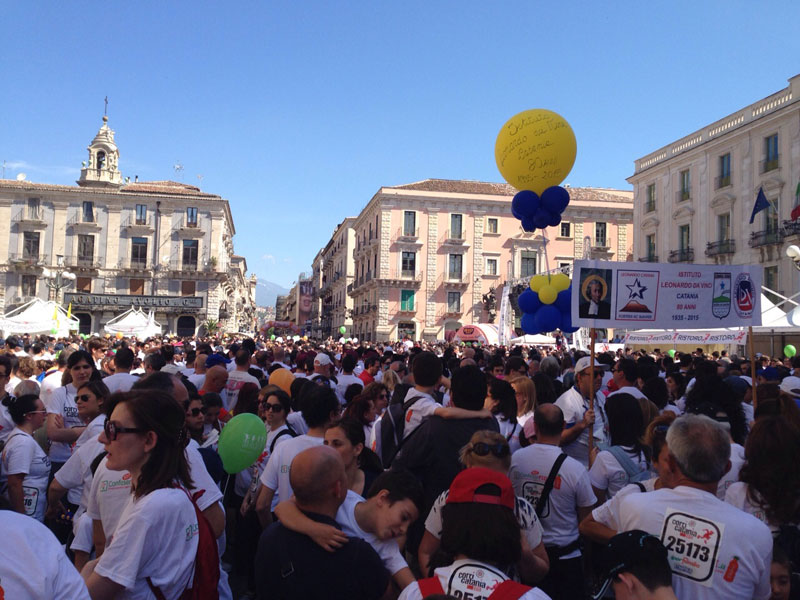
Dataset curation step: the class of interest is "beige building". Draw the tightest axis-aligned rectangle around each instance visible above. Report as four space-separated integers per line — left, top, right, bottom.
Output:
629 74 800 301
0 115 256 335
311 179 633 341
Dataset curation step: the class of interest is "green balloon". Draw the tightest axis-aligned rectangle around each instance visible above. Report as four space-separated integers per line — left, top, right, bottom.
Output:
339 325 347 334
668 349 676 358
785 344 797 358
217 413 267 474
270 334 276 340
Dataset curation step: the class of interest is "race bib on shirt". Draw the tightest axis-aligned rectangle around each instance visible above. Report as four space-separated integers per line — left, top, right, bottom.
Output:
22 486 39 516
521 481 546 516
660 507 725 586
448 562 508 599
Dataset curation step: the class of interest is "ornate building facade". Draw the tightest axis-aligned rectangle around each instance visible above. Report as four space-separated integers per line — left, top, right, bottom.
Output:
0 115 256 335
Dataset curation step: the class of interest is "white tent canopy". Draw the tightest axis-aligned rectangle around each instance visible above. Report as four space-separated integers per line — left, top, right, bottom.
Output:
103 308 162 338
510 334 557 345
0 298 79 337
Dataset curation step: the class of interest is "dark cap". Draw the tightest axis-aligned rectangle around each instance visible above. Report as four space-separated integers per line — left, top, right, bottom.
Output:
591 530 669 600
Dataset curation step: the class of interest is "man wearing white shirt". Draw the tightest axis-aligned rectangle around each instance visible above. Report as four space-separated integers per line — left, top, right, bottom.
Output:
102 347 138 394
554 356 607 467
225 350 261 413
509 403 596 599
335 353 363 404
615 415 773 600
607 358 648 401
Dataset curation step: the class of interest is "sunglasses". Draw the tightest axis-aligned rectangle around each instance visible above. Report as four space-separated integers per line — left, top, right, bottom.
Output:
186 407 202 417
104 418 145 441
26 410 47 415
471 442 510 458
260 402 284 412
76 394 95 403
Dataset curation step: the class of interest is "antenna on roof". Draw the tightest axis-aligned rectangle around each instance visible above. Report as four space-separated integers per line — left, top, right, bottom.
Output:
197 174 204 185
104 96 108 117
1 160 5 179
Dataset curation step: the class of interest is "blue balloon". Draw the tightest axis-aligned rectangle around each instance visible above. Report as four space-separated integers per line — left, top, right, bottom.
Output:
534 305 561 333
560 309 579 333
545 210 561 227
521 216 536 232
533 211 549 230
512 190 540 219
512 205 524 220
521 312 539 334
518 289 542 314
555 288 571 313
541 186 570 214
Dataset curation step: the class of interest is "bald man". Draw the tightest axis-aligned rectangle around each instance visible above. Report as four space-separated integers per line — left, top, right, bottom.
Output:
254 446 389 600
200 365 229 410
187 352 208 389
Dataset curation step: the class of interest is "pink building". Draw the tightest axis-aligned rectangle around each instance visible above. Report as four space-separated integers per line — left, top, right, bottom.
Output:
340 179 633 341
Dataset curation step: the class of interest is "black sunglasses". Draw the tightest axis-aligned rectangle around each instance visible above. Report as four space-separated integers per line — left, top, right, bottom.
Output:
259 401 284 412
471 442 510 458
186 407 202 417
103 418 145 441
76 394 94 403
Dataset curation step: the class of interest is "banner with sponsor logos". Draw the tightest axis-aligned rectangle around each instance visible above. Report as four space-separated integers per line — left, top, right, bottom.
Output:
571 260 762 330
623 330 748 346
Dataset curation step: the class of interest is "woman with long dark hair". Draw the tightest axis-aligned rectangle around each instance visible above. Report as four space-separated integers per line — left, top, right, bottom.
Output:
85 389 213 599
323 417 383 497
486 378 522 452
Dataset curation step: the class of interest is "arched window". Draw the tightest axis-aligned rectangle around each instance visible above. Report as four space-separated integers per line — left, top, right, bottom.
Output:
96 151 106 171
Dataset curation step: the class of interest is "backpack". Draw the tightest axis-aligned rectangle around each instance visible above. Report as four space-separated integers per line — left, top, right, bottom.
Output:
378 384 423 467
269 425 298 454
606 445 656 485
147 489 220 600
418 575 530 599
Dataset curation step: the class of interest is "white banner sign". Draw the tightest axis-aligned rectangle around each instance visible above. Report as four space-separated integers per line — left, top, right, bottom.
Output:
623 330 748 346
572 260 762 330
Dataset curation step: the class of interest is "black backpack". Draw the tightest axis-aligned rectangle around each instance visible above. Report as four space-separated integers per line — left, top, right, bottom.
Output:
378 383 424 467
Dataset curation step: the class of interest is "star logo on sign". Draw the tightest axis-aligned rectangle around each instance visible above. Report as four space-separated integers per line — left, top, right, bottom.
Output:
626 278 647 300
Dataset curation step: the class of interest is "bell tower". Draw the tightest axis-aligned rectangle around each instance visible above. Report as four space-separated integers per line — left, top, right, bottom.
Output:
77 114 122 188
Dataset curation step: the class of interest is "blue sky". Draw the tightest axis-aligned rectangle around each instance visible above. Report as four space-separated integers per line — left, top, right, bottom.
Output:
1 1 798 288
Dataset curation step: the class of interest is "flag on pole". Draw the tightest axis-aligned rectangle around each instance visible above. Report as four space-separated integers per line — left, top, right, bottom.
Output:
749 187 770 224
792 182 800 221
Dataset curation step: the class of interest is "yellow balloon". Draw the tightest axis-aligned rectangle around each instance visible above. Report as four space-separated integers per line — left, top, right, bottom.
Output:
116 332 124 339
538 285 557 305
551 273 570 292
529 275 547 292
495 109 577 194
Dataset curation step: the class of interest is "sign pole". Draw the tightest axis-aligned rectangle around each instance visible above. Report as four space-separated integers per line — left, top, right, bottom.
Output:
588 327 597 460
748 325 757 411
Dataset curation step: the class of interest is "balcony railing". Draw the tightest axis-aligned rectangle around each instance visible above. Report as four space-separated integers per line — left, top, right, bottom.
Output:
675 190 691 203
12 209 45 224
9 253 48 267
117 258 150 270
749 230 782 248
668 248 694 263
439 271 471 287
705 240 736 256
122 214 153 228
783 220 800 236
639 254 658 262
442 229 465 244
714 174 732 189
64 255 103 269
644 200 656 213
383 270 423 283
760 157 780 174
395 227 419 241
67 213 97 226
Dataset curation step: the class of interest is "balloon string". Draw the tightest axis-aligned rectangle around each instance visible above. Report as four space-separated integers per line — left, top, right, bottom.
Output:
542 231 552 281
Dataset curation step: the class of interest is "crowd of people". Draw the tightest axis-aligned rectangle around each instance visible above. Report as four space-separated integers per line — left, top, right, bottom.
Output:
0 331 799 599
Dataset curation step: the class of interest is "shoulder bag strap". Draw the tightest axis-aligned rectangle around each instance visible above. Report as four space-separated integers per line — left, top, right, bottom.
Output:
269 428 294 454
535 453 568 517
489 579 532 600
505 421 517 442
418 576 446 597
606 446 640 479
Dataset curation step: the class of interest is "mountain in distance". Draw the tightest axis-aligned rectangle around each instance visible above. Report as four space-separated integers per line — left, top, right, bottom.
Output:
619 300 652 313
256 279 290 307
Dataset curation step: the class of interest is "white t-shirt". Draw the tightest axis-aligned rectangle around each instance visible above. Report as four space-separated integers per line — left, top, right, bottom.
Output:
185 440 225 511
589 446 650 498
259 434 324 500
335 373 364 404
40 369 64 407
55 414 105 507
424 489 543 550
187 372 206 390
607 386 647 401
95 488 198 600
554 387 606 467
46 383 83 463
399 559 551 600
617 485 773 600
591 477 658 532
508 443 596 556
402 389 439 438
0 398 15 444
724 482 772 530
0 428 52 521
336 490 408 576
0 510 91 599
225 370 261 412
102 372 139 394
235 424 292 498
716 442 745 500
497 417 522 454
86 458 132 544
286 411 308 435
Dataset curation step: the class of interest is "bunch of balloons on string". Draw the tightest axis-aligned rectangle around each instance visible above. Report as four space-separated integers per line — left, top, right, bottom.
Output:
494 108 579 335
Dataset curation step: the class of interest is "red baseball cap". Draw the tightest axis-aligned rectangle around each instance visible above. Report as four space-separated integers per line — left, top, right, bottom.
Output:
446 467 515 510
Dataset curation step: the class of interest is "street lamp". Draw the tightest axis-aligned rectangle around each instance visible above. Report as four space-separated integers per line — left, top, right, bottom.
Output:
787 245 800 271
42 255 77 303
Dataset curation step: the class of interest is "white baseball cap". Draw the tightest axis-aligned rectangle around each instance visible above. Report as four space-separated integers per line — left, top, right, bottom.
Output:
314 353 332 366
780 376 800 398
575 356 605 374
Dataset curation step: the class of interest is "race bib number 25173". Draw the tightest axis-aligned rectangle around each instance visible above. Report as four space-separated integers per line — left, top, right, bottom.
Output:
660 508 725 586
